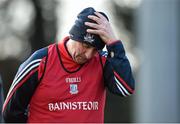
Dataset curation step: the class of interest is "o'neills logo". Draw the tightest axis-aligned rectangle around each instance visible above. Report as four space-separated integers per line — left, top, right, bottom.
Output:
65 77 81 83
48 101 98 111
65 77 81 94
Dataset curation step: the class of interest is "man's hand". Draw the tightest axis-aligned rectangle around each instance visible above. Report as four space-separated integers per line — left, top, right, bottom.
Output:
85 11 117 44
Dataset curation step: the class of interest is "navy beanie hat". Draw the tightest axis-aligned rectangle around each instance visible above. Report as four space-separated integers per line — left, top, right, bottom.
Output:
69 7 109 50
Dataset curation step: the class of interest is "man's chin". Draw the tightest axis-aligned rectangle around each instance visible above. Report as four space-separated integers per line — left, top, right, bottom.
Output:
75 58 88 64
76 60 87 64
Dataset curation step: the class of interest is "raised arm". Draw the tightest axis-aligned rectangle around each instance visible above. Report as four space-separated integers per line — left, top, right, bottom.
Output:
85 11 135 96
101 41 135 96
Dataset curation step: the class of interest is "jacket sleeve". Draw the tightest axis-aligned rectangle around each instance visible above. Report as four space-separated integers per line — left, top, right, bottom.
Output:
2 47 48 122
102 41 135 97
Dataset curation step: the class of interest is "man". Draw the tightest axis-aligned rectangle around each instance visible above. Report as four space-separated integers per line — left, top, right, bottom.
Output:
2 7 135 123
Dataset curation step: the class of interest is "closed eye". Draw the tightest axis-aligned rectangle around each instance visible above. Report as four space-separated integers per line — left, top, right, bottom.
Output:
82 43 93 49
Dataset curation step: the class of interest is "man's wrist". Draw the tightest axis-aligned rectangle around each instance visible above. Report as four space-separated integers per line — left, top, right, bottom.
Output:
106 40 121 46
106 40 125 58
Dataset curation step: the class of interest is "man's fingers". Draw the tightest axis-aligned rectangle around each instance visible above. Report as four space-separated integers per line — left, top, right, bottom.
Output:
94 12 107 21
87 15 101 24
85 22 101 29
87 12 107 24
86 29 104 36
86 29 98 34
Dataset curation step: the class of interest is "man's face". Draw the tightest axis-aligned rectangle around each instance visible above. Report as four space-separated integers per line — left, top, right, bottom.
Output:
72 41 97 64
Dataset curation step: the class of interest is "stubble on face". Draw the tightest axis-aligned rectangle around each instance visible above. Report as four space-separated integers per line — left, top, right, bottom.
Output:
67 40 96 64
73 52 88 64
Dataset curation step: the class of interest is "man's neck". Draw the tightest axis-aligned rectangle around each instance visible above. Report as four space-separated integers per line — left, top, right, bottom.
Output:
64 39 73 58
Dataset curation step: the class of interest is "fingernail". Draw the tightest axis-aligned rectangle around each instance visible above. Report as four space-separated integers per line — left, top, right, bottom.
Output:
88 15 93 18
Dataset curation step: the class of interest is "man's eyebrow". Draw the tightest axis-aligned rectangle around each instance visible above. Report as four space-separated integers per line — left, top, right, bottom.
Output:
82 43 93 47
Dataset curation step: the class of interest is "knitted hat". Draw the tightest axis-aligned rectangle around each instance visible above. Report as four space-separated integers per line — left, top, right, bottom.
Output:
69 7 109 50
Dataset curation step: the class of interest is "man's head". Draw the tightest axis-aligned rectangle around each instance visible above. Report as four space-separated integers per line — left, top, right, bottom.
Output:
66 39 97 64
69 7 109 50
